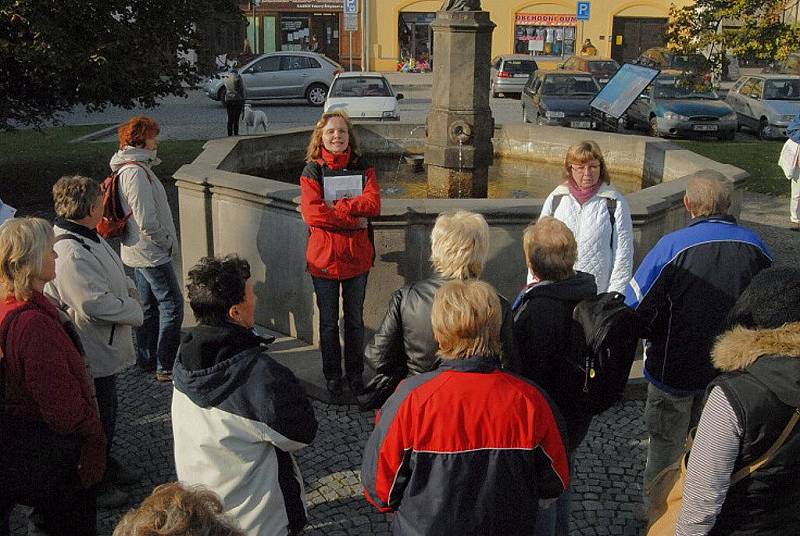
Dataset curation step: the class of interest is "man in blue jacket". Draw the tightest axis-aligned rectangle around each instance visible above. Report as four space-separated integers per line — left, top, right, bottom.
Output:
625 173 772 508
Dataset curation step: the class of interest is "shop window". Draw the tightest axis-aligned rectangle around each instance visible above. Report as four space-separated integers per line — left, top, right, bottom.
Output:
514 14 577 59
281 15 310 51
398 12 435 72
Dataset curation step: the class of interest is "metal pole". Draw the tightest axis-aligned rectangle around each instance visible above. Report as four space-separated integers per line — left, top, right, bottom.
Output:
349 31 353 71
252 1 257 55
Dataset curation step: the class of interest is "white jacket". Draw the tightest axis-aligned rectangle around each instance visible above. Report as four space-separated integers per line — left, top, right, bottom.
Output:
110 147 177 268
45 222 143 378
539 184 634 294
779 138 800 181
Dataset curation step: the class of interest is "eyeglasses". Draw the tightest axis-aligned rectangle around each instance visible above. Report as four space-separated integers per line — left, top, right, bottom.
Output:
570 163 601 173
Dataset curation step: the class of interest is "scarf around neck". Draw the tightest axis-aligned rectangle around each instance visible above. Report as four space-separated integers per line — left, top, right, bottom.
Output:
567 179 602 205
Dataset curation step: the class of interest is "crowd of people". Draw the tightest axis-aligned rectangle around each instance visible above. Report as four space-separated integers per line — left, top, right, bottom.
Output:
0 111 798 536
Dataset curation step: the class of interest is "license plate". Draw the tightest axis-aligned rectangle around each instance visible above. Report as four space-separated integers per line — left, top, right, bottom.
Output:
514 73 529 77
599 78 609 84
693 124 718 131
571 121 591 129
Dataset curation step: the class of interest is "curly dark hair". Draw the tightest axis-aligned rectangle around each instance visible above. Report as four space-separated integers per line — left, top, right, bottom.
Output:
113 482 243 536
186 255 251 325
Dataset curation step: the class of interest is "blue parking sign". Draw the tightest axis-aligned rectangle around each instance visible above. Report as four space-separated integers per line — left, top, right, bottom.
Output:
344 0 358 14
577 1 590 20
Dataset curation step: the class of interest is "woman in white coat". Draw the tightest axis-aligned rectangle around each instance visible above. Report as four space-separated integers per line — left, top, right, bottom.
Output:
537 140 633 294
45 175 144 508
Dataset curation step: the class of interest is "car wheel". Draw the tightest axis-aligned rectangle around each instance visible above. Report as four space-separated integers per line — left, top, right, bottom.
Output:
649 116 661 137
758 118 769 140
306 83 327 106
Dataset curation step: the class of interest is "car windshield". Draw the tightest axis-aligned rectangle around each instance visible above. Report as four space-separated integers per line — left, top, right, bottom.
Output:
763 79 800 100
653 79 718 99
589 61 620 74
330 77 392 97
542 75 598 96
670 54 706 70
503 60 538 74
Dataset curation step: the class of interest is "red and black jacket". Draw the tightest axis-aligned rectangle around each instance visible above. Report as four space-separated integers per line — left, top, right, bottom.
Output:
361 357 569 536
300 147 381 280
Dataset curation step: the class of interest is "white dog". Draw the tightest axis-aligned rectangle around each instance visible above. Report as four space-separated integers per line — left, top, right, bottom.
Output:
243 104 269 134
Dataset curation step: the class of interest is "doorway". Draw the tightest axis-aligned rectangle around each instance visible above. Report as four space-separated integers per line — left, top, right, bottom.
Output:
611 17 668 64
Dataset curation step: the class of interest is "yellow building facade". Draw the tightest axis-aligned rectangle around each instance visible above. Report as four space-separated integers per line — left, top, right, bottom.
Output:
367 0 692 72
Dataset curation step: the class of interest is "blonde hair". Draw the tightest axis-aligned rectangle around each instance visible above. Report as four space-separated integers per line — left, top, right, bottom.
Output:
430 211 489 280
113 482 243 536
525 217 577 281
305 111 361 162
562 140 611 185
685 172 731 217
53 175 101 220
0 218 54 301
432 279 501 360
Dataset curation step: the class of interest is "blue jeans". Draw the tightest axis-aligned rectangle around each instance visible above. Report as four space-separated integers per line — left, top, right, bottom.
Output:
134 263 184 374
311 273 368 381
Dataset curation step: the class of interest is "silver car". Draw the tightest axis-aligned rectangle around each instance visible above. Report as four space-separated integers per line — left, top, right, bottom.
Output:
204 51 343 106
725 74 800 139
490 54 539 98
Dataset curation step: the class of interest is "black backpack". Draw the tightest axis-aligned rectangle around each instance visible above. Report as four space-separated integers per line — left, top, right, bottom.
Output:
563 292 640 415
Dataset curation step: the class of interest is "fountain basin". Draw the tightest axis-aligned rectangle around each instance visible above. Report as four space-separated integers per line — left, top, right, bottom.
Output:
174 123 748 344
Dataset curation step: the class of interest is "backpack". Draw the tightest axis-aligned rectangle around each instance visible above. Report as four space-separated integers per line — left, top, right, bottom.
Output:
563 292 640 415
97 162 152 239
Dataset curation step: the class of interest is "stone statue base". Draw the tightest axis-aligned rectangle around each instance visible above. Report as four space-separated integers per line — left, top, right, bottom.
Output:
424 10 495 199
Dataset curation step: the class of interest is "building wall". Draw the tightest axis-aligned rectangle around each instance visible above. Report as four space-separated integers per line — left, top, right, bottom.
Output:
369 0 691 71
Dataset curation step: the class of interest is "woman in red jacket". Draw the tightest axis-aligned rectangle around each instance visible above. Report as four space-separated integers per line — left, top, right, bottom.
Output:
0 217 106 536
300 111 381 397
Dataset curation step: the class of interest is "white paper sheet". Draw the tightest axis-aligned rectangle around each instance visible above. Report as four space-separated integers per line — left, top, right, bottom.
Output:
323 174 363 202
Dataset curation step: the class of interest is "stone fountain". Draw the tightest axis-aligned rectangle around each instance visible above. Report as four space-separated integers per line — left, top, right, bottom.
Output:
425 1 495 198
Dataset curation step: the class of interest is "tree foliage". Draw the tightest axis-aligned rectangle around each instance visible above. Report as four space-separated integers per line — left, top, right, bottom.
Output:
0 0 242 130
668 0 800 75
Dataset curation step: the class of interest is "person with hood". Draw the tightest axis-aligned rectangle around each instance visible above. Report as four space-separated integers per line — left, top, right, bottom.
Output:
45 175 144 508
536 140 633 294
676 267 800 535
172 255 317 536
111 115 183 382
0 217 106 535
510 216 597 536
300 111 381 397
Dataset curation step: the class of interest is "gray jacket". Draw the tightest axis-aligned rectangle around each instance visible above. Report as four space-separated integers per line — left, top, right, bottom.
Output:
46 222 144 378
110 147 177 268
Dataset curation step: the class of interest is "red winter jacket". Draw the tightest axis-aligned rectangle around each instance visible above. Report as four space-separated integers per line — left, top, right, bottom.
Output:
0 291 106 488
300 147 381 280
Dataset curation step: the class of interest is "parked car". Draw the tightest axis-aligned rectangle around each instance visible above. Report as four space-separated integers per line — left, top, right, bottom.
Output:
204 51 342 106
323 73 404 121
558 55 620 87
725 74 800 139
635 47 709 74
490 54 539 98
521 70 600 129
625 70 737 139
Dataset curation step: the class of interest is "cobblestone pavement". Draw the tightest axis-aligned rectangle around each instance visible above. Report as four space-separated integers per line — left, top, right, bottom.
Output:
11 364 648 536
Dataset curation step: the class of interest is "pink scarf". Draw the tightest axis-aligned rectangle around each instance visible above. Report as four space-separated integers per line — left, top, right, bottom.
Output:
567 179 602 205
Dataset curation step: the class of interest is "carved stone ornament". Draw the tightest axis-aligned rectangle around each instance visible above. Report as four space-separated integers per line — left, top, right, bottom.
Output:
440 0 481 11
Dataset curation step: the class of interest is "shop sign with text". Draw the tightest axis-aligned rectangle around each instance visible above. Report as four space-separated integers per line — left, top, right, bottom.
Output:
515 13 577 26
258 0 343 11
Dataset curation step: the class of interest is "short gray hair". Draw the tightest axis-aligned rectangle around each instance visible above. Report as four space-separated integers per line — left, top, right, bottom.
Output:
430 210 489 280
52 175 101 220
685 172 731 217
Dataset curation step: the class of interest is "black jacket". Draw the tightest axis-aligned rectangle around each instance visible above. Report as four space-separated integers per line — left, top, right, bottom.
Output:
625 216 772 394
510 272 597 449
364 275 518 378
707 322 800 536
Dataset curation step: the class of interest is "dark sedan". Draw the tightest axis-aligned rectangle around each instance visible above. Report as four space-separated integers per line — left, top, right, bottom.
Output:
521 71 600 129
558 55 620 87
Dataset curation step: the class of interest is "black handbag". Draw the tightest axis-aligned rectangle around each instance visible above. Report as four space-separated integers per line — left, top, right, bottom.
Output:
356 373 403 411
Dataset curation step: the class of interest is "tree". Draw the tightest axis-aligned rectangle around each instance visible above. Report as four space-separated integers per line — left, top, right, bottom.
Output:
0 0 243 130
668 0 800 77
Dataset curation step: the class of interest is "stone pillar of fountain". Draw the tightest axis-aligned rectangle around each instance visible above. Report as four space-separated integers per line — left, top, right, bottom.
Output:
424 9 495 198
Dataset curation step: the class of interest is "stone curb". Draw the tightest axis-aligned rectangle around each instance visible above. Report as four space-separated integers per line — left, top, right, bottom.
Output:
69 123 121 143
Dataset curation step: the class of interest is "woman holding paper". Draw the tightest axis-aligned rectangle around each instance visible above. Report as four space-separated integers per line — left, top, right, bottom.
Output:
300 111 381 397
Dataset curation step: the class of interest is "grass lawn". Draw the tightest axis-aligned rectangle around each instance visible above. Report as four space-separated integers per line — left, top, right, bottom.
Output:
0 125 205 216
675 139 788 196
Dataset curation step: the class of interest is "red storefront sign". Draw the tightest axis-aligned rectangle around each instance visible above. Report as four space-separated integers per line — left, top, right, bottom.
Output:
515 13 577 26
258 0 343 10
